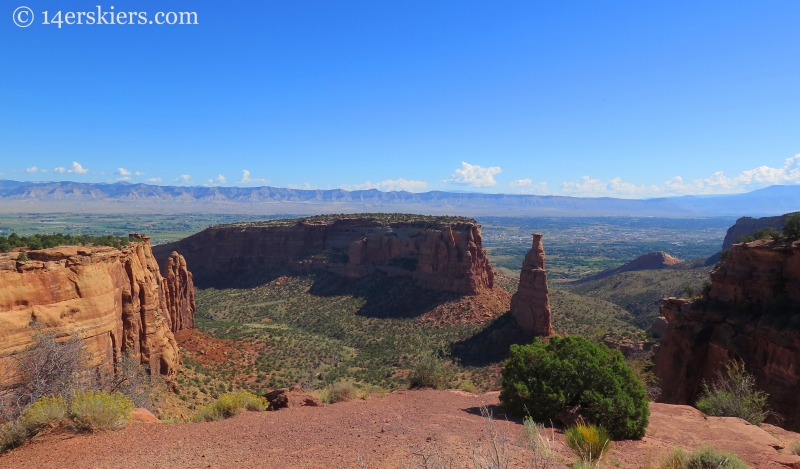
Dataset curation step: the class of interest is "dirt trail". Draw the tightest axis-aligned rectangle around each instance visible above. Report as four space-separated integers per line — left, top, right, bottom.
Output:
1 390 797 469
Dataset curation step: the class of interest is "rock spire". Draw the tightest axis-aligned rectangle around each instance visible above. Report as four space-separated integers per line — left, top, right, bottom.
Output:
510 233 553 337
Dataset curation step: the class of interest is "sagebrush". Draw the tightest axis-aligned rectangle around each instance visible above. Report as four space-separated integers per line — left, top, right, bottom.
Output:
695 361 773 425
70 390 134 432
192 391 268 422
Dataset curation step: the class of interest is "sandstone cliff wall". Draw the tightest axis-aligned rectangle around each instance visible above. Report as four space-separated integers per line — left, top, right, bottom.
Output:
721 214 790 249
654 239 800 429
0 237 195 382
153 217 495 295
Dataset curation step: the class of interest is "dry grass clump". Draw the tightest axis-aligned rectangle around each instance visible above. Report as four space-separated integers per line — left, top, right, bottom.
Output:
790 440 800 456
323 381 359 403
192 390 268 422
565 422 611 467
70 390 135 432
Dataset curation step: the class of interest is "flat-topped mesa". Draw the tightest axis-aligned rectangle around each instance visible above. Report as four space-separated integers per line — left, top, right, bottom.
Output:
0 236 196 384
153 214 496 295
654 238 800 430
510 233 553 337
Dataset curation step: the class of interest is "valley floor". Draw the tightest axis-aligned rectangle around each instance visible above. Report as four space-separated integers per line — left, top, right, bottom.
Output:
1 390 798 469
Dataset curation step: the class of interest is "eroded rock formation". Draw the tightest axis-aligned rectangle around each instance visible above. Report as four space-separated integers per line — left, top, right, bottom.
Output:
721 213 792 249
577 251 681 283
654 238 800 429
510 233 553 337
0 236 196 382
153 215 496 295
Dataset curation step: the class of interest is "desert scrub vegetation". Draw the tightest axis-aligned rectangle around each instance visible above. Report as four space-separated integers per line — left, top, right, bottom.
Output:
194 272 494 391
192 391 269 422
409 346 455 390
0 232 134 253
790 440 800 456
321 381 359 403
69 390 134 432
0 331 165 452
500 336 649 440
656 446 750 469
695 361 774 425
565 422 611 468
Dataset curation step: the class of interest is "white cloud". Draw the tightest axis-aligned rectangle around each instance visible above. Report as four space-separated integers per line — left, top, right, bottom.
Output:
175 174 191 183
116 168 131 176
236 170 268 185
117 177 131 182
135 171 145 176
53 162 88 174
445 162 502 187
557 154 800 197
510 178 532 187
146 177 161 183
25 166 38 173
341 178 429 192
205 174 227 186
287 182 314 190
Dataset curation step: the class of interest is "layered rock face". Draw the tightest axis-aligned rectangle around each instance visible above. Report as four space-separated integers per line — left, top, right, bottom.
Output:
721 214 790 249
0 236 195 382
654 239 800 429
510 233 553 337
153 216 495 295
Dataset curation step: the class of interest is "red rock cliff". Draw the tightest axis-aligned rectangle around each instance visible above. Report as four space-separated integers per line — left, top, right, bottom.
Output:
654 239 800 429
510 233 553 337
0 236 195 382
153 215 496 295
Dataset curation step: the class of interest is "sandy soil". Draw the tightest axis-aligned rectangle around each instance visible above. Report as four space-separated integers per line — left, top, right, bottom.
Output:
1 390 798 469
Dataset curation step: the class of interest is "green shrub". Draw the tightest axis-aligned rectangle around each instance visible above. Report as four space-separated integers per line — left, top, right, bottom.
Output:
753 227 781 241
409 348 452 390
325 381 358 403
16 249 28 262
70 390 134 432
499 336 649 440
656 447 749 469
783 213 800 241
686 446 749 469
192 391 268 422
565 422 611 464
695 361 771 425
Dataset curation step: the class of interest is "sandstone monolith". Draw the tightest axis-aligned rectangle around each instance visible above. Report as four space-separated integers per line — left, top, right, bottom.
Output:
510 233 553 337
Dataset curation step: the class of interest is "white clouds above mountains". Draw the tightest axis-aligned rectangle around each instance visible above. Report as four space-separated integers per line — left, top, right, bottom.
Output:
54 162 88 174
236 170 268 185
206 174 226 186
561 154 800 197
342 178 428 192
445 162 502 187
25 166 38 173
175 174 191 183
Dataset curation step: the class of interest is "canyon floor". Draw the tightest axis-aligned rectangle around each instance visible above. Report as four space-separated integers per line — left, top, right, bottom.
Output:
2 390 799 469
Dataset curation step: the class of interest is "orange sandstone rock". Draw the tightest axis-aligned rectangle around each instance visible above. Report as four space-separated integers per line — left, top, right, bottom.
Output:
654 239 800 430
0 236 195 383
510 233 553 337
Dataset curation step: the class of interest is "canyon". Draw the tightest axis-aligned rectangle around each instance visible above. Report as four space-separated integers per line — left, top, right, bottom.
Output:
153 215 497 296
0 235 195 382
654 238 800 429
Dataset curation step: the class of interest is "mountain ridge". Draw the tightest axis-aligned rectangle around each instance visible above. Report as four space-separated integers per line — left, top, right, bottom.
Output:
1 180 798 217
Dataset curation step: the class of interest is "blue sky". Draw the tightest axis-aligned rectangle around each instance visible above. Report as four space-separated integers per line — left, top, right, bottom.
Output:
2 1 799 197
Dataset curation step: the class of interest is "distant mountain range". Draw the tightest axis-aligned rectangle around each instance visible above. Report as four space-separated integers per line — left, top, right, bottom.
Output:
0 180 798 217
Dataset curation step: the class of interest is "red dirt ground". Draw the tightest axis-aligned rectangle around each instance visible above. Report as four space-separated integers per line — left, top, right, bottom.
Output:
2 390 798 469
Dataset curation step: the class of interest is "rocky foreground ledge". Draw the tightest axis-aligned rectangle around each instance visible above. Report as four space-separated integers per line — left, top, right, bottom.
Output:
0 389 797 469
